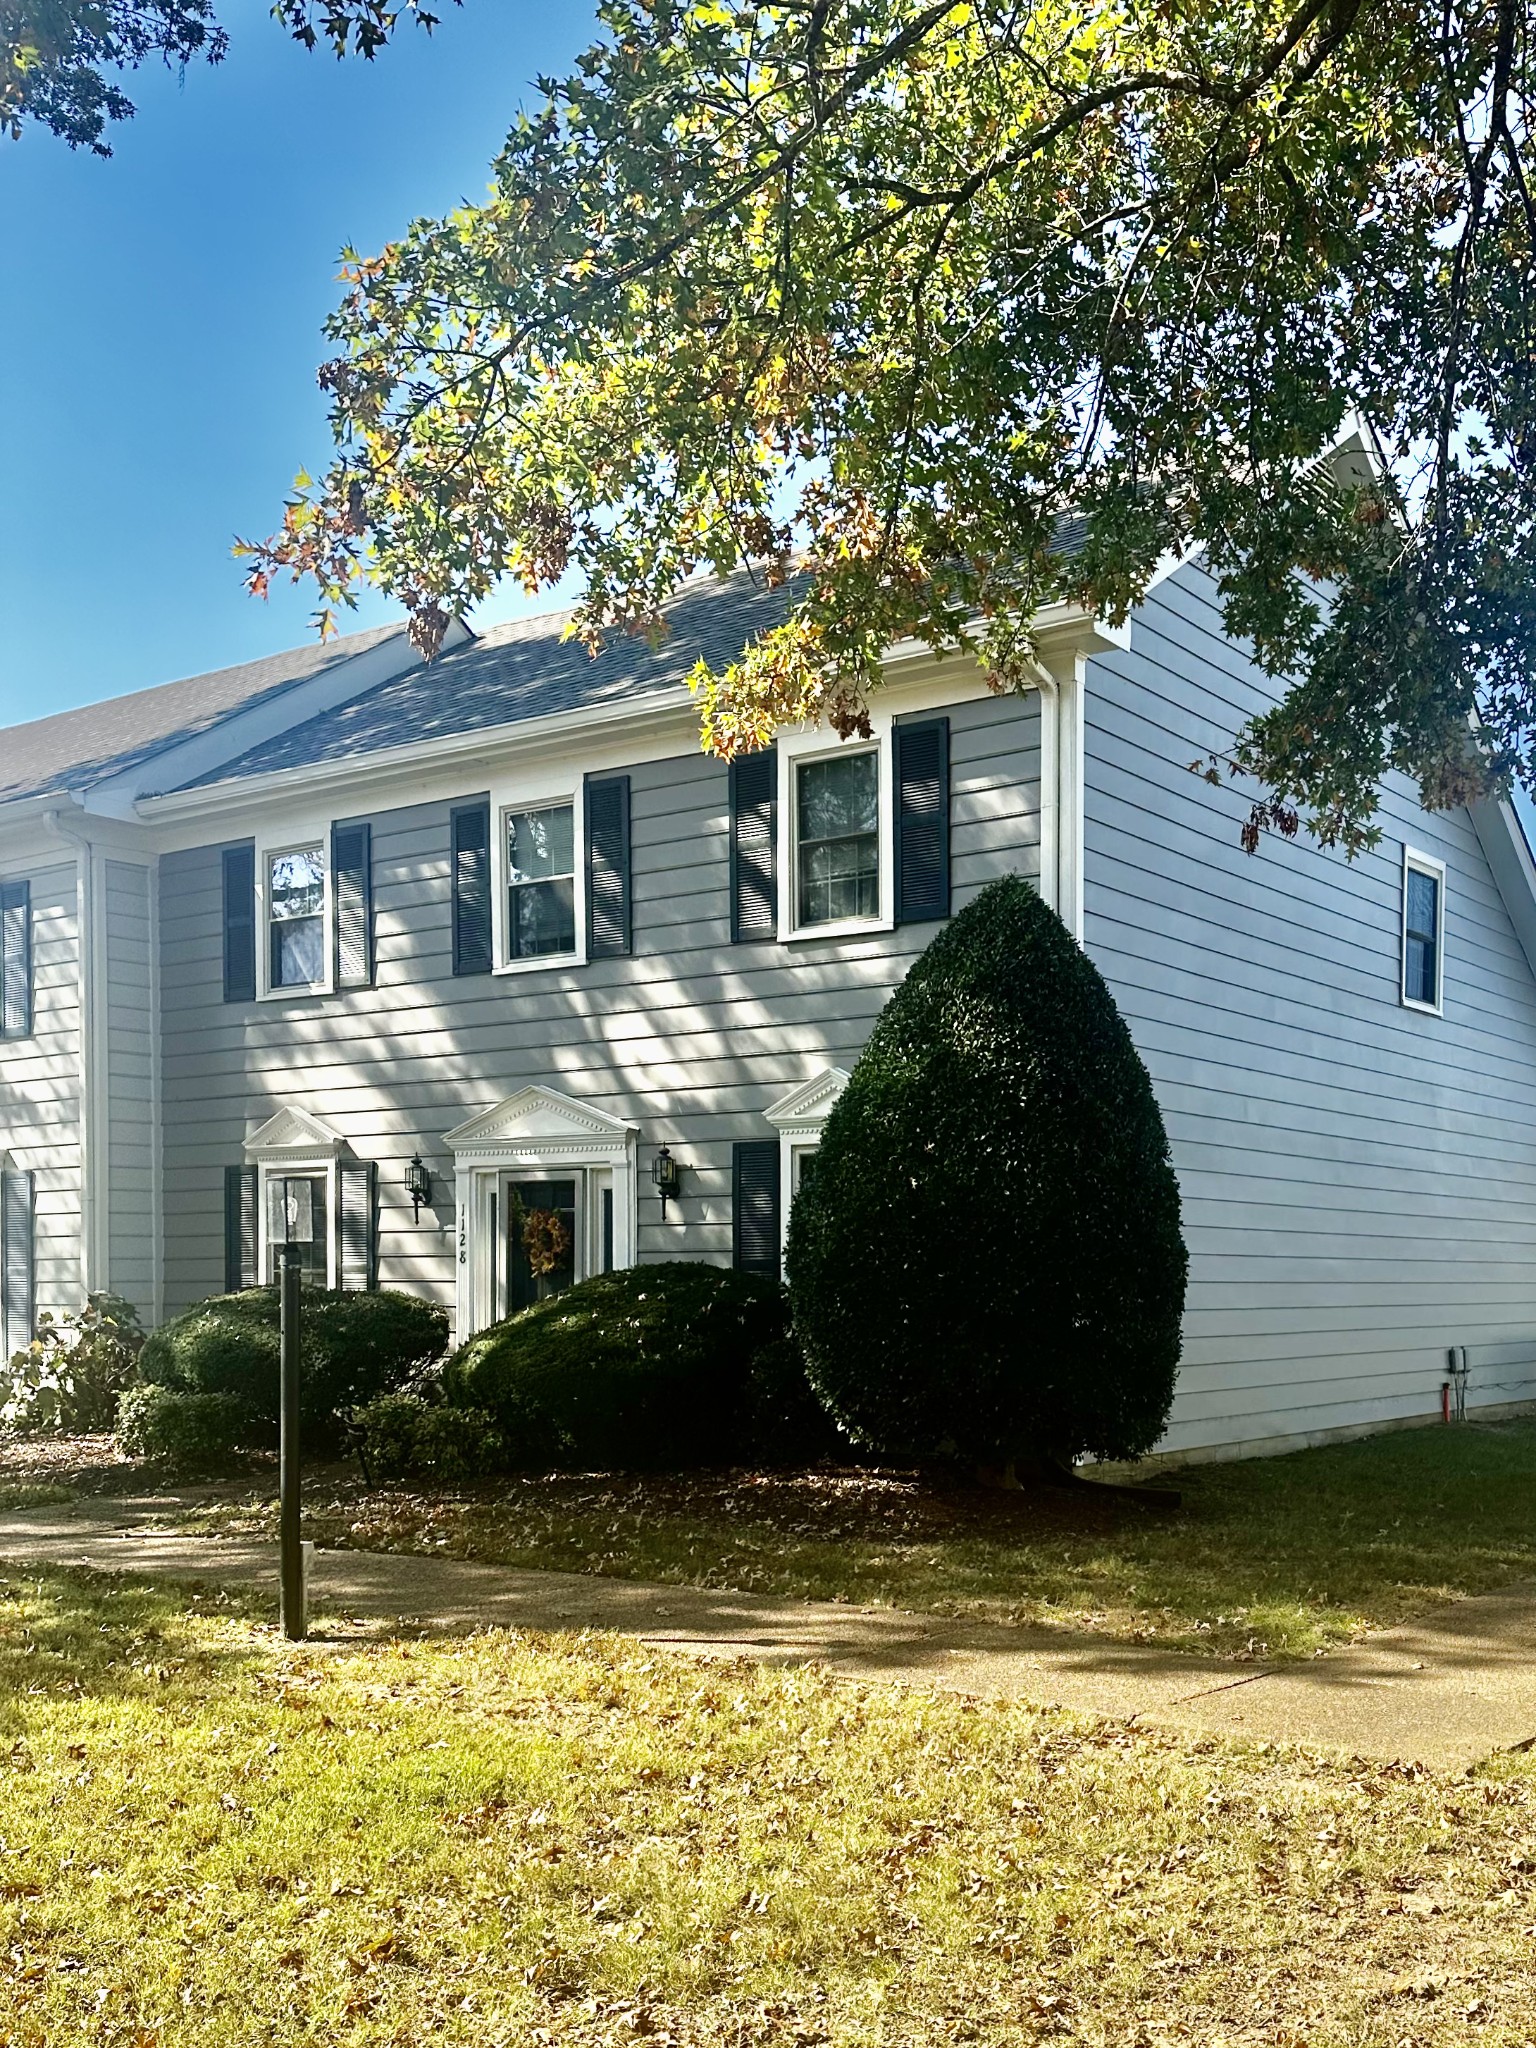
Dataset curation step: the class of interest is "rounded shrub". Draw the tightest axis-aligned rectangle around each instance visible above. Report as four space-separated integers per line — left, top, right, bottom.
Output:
786 875 1186 1468
440 1261 795 1469
116 1383 248 1467
354 1393 505 1484
137 1287 448 1449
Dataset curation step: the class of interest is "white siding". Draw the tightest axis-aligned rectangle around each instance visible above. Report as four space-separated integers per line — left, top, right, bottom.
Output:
0 860 81 1316
1084 559 1536 1455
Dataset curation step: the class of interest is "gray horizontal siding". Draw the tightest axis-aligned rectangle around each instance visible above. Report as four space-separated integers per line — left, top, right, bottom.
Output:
158 692 1042 1314
0 860 80 1315
1084 557 1536 1456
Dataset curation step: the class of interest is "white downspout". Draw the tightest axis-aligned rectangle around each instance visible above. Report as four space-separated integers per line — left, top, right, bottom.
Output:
1029 652 1084 942
1033 664 1062 922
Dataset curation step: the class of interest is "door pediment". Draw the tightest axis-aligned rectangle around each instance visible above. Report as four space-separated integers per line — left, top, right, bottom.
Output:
443 1085 637 1161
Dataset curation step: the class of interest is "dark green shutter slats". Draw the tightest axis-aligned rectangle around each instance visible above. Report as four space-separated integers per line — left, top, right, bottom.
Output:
451 800 492 976
222 845 257 1003
895 716 950 924
0 880 30 1038
585 774 632 958
732 1139 781 1276
729 750 776 942
1 1167 33 1360
332 821 374 990
224 1165 258 1293
337 1160 377 1291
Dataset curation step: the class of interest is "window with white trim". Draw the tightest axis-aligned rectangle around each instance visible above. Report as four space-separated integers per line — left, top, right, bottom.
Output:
1402 848 1445 1013
265 1171 328 1285
796 751 879 926
506 802 576 959
267 845 327 990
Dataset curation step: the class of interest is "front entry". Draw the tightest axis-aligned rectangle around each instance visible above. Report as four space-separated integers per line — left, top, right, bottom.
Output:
504 1175 578 1310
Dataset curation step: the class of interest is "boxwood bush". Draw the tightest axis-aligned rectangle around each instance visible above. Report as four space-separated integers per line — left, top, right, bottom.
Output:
353 1393 506 1484
136 1287 448 1450
116 1383 249 1466
786 875 1186 1470
440 1261 825 1469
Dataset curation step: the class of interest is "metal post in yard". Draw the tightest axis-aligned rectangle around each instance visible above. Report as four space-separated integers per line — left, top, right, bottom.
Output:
278 1243 306 1641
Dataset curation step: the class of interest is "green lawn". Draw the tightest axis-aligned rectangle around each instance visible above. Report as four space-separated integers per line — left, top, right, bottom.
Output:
2 1565 1535 2046
171 1418 1536 1660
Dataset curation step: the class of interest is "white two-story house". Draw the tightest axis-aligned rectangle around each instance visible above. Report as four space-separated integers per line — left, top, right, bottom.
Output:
5 514 1536 1464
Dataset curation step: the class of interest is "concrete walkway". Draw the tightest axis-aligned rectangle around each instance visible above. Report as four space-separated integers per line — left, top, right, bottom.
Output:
2 1497 1534 1771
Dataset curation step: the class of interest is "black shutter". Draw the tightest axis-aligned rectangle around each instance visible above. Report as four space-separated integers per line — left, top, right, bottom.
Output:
585 774 632 958
732 1139 781 1277
337 1160 377 1291
0 880 30 1037
222 844 257 1003
451 800 492 976
332 821 373 990
895 716 951 924
729 750 777 942
1 1167 33 1360
224 1165 258 1293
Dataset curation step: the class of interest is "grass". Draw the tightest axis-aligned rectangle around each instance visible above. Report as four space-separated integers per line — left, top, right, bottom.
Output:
2 1566 1536 2046
0 1481 74 1511
170 1419 1536 1662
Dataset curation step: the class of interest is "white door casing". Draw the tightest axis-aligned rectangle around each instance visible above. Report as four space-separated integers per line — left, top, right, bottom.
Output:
442 1085 638 1338
763 1067 851 1253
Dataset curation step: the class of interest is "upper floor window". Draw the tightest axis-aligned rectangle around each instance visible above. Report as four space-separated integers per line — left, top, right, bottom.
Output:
796 752 879 927
0 880 31 1039
268 845 326 990
506 802 576 959
1402 848 1445 1014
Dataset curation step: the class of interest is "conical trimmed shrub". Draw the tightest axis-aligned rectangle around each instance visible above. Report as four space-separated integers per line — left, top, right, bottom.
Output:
786 876 1185 1466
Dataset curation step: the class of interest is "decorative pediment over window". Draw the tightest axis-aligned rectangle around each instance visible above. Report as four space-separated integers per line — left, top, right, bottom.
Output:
244 1106 349 1159
764 1068 851 1136
443 1085 637 1163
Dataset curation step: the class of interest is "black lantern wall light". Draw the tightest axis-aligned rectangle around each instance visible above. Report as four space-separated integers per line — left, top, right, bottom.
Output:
650 1145 682 1220
404 1155 433 1222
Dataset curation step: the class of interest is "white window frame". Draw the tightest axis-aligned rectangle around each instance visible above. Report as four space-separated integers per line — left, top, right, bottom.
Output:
764 1068 850 1252
777 720 894 942
1401 846 1447 1017
255 818 333 1001
243 1109 348 1287
489 777 586 976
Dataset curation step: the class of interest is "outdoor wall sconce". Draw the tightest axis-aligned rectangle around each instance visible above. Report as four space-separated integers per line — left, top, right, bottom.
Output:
650 1145 682 1219
404 1155 433 1222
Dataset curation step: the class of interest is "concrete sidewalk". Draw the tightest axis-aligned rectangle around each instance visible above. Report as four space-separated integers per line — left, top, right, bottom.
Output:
2 1497 1534 1771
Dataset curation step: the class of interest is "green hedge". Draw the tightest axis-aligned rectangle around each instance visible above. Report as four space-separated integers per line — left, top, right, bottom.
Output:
116 1384 248 1466
137 1287 448 1450
787 876 1187 1468
354 1394 506 1484
440 1262 828 1469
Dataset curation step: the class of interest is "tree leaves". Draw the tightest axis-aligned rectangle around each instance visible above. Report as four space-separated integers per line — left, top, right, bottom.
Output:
239 0 1536 849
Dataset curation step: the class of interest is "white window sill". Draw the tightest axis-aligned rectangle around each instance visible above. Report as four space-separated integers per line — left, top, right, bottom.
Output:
493 951 586 977
781 916 893 945
258 981 333 1002
1400 993 1444 1017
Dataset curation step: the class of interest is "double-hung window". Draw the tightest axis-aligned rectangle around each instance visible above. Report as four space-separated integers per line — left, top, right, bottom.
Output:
497 796 580 966
1401 848 1446 1014
793 749 881 929
268 845 326 990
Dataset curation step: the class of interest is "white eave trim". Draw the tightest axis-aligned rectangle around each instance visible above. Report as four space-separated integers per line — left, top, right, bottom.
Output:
1469 795 1536 983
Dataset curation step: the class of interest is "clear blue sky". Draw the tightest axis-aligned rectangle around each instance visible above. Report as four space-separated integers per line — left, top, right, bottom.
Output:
0 0 594 726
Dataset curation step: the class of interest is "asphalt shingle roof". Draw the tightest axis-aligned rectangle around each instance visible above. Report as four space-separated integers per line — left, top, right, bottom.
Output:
0 620 409 806
172 570 796 791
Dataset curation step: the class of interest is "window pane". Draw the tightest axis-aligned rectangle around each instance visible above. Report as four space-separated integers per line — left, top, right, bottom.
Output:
270 848 324 920
1405 868 1440 1004
275 917 324 987
510 876 576 958
797 754 877 841
796 753 880 927
267 1174 326 1285
507 805 574 885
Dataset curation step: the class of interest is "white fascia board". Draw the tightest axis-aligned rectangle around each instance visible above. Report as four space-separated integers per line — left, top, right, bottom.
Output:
78 620 471 821
1469 795 1536 983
